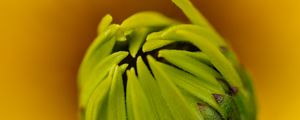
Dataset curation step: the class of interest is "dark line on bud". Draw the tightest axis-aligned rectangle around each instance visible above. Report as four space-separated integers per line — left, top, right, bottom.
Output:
160 41 201 52
122 72 128 97
141 52 155 77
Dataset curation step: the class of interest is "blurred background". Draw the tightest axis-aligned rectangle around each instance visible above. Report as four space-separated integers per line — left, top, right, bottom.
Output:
1 0 299 120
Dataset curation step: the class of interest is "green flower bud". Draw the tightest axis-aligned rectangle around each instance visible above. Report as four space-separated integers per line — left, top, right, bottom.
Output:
78 0 256 120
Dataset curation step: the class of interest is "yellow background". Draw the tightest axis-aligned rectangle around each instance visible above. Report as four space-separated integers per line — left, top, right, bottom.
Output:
1 0 299 120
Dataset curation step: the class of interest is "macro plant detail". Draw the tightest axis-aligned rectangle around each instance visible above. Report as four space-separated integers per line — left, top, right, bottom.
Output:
78 0 256 119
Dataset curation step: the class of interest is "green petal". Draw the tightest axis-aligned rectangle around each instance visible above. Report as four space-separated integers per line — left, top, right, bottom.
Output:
159 28 243 89
142 39 174 52
79 25 120 85
147 55 203 120
159 49 211 65
80 51 128 108
174 30 249 119
107 64 128 120
126 68 156 120
158 49 223 87
85 65 116 120
136 56 174 119
149 58 226 117
98 14 113 34
128 28 150 57
162 24 226 46
171 0 212 29
121 11 178 30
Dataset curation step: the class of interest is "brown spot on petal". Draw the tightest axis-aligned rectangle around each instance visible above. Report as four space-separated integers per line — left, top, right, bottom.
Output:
230 86 238 95
197 103 206 111
213 94 224 103
220 46 228 53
